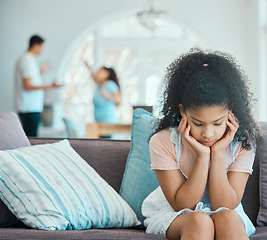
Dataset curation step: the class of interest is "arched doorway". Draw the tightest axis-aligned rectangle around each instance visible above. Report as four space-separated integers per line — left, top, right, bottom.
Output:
58 11 210 124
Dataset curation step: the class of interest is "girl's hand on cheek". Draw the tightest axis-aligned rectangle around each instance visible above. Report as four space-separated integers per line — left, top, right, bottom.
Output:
211 111 239 154
178 116 210 161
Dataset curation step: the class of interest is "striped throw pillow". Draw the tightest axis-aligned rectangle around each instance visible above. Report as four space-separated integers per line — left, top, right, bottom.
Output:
0 140 141 230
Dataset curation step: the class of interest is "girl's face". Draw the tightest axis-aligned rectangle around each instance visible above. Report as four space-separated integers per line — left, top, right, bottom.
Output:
180 105 229 147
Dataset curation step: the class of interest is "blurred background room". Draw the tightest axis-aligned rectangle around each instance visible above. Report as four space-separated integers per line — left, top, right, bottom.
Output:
0 0 266 139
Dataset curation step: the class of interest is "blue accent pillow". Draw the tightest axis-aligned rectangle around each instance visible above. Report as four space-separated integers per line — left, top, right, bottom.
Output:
0 140 141 230
119 108 159 227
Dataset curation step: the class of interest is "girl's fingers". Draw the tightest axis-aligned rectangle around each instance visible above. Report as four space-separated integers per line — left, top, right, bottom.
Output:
184 125 207 151
226 120 237 133
184 125 197 144
181 118 201 147
226 120 234 129
178 116 187 134
228 111 239 128
228 115 239 128
183 125 197 144
184 124 191 137
226 121 238 140
178 117 184 132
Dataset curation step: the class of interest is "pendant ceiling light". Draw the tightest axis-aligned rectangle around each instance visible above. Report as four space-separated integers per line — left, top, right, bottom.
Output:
137 0 167 31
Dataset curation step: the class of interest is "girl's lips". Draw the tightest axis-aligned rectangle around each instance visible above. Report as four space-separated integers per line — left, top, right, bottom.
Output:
202 141 215 146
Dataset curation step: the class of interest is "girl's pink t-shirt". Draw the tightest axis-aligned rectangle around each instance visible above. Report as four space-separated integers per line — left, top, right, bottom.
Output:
150 129 255 176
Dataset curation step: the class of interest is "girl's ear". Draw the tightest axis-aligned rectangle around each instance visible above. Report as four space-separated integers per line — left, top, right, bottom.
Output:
179 104 186 117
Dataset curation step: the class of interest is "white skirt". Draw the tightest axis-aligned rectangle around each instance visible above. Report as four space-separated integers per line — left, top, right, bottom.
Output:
141 186 255 238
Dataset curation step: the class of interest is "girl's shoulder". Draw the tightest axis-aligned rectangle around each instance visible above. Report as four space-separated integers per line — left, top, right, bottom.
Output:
150 128 176 152
232 137 256 158
228 138 256 174
150 128 173 142
149 129 178 171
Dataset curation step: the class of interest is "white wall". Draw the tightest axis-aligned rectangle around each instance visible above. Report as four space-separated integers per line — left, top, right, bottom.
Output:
0 0 262 118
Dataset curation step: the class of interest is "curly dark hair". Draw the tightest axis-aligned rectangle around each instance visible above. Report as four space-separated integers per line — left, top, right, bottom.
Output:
151 49 260 150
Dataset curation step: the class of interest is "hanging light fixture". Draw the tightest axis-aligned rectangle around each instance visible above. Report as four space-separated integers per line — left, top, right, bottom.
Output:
136 0 167 31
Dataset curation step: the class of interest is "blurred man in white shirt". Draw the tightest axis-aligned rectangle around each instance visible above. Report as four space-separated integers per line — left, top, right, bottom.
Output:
15 35 59 136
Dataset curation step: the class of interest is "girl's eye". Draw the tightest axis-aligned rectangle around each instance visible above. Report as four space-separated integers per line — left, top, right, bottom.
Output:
214 123 222 126
193 122 202 126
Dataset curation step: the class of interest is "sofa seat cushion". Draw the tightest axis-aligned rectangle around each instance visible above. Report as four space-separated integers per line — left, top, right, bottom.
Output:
0 228 166 239
1 227 267 239
250 227 267 239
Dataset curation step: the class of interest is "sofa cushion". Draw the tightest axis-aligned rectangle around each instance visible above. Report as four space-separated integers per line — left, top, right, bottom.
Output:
0 140 140 230
0 112 30 227
0 112 30 150
119 108 159 227
0 228 167 239
250 226 267 239
0 227 266 239
257 122 267 226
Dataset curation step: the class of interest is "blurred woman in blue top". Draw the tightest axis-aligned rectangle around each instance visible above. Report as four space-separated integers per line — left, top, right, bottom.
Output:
85 63 121 123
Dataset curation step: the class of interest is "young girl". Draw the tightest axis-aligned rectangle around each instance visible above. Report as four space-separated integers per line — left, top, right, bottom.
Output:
142 49 259 240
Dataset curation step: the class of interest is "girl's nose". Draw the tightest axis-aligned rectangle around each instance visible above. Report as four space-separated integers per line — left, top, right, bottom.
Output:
201 128 214 139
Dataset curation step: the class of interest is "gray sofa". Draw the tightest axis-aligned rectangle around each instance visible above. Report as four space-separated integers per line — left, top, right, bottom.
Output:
0 123 267 239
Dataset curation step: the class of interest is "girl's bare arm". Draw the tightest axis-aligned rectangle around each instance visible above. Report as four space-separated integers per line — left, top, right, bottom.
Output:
209 151 249 210
209 111 249 210
154 115 210 212
155 157 209 212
